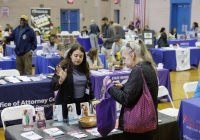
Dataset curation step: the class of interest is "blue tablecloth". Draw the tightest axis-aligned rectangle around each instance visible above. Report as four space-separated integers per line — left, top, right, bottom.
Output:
150 48 200 69
156 39 197 47
178 98 200 140
0 59 16 70
90 68 172 101
77 37 103 52
5 45 43 56
35 54 106 74
35 56 60 74
5 45 43 65
0 77 54 125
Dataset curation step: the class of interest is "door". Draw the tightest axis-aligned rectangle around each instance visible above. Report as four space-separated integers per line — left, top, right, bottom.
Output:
114 10 120 24
170 3 191 34
60 9 79 32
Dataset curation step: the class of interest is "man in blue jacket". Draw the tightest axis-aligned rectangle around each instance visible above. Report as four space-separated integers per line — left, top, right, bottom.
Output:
3 15 37 75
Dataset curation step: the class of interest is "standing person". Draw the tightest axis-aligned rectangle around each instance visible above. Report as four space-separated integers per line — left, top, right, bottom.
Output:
158 27 169 47
101 17 116 62
135 17 141 29
103 40 158 140
50 44 95 119
112 23 125 39
42 35 57 53
2 15 37 75
89 19 100 52
111 35 128 64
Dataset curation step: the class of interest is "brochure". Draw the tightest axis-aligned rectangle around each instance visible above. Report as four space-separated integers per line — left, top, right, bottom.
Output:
80 102 90 117
43 127 65 137
66 130 88 139
22 109 34 131
90 100 101 115
35 107 46 129
85 128 101 137
67 103 78 125
21 131 42 140
16 76 31 82
116 102 122 117
5 76 21 83
0 79 7 85
53 105 63 122
86 127 118 137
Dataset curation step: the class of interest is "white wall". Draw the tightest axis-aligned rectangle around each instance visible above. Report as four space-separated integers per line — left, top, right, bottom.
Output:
146 0 200 35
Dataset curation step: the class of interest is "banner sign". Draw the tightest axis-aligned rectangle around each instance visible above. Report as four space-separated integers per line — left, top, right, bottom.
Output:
1 6 9 17
30 8 51 41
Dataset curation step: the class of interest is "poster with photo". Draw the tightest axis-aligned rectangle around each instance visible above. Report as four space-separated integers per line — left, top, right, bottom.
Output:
144 39 153 45
80 102 90 117
67 103 78 125
30 8 51 41
144 33 152 38
22 109 34 131
35 107 46 129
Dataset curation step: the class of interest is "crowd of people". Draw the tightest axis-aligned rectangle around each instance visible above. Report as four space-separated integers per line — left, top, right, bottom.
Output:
1 13 200 140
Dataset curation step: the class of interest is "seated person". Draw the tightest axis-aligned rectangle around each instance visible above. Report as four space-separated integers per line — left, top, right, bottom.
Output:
81 26 89 36
128 26 136 35
86 48 104 70
194 80 200 98
35 31 44 44
143 25 150 31
169 28 177 40
191 22 199 36
127 21 134 30
42 35 57 53
57 43 71 61
111 35 128 64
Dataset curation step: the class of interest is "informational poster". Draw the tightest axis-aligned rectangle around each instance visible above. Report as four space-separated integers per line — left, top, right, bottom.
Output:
175 49 190 71
1 6 9 17
30 8 51 41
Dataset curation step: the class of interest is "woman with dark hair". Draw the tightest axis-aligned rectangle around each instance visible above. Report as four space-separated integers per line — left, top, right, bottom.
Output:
158 33 169 47
87 47 103 70
191 22 199 36
143 25 150 31
128 21 134 30
158 27 169 47
50 44 95 119
169 27 177 40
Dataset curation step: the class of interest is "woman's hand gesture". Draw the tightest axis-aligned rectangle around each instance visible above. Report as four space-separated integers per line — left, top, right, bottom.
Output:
56 65 67 84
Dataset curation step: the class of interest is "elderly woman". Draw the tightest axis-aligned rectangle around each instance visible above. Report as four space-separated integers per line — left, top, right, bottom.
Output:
104 39 158 140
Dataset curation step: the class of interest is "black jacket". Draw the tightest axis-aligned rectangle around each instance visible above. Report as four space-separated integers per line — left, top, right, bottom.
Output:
50 66 94 118
108 61 158 136
158 32 169 48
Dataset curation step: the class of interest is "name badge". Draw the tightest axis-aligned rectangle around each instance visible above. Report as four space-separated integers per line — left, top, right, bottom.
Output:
85 86 90 95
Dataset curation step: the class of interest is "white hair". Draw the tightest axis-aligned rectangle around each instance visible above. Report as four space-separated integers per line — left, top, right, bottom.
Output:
91 19 95 23
120 39 156 69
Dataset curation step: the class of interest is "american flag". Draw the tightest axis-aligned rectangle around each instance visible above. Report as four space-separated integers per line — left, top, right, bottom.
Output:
134 0 146 31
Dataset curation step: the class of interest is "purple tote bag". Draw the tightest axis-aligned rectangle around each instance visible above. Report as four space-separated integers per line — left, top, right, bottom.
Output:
96 76 117 137
123 66 157 133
